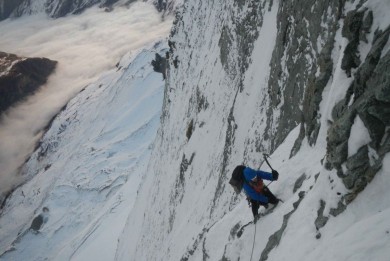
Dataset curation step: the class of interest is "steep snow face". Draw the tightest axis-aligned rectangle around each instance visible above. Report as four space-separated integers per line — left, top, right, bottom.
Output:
0 43 167 260
116 1 282 259
116 0 390 260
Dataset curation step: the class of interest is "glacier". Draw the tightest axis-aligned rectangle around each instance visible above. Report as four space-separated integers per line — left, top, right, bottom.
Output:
0 2 172 198
0 42 168 260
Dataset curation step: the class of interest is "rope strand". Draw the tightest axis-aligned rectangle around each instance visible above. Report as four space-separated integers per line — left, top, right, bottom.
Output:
250 223 257 261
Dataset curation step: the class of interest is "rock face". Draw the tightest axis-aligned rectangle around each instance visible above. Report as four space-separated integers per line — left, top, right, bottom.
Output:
267 0 341 152
0 0 24 20
0 52 57 113
326 7 390 201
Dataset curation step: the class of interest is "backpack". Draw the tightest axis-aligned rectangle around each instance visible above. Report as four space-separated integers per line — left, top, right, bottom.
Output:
229 165 246 194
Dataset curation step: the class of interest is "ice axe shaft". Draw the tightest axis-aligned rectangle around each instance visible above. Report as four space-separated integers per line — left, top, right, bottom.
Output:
263 153 274 171
263 153 275 187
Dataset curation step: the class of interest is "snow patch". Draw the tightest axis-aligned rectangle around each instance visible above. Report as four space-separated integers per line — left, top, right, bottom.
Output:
348 115 372 157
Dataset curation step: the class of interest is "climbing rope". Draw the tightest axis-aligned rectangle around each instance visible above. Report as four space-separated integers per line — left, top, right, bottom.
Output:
250 222 257 261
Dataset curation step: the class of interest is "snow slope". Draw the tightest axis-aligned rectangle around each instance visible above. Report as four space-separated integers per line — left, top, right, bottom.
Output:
0 42 167 261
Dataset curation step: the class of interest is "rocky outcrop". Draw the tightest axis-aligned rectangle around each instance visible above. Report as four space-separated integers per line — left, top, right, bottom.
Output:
218 0 266 91
151 53 168 79
326 6 390 202
0 52 57 113
263 1 390 206
151 0 182 14
341 10 366 77
260 191 305 261
266 0 342 153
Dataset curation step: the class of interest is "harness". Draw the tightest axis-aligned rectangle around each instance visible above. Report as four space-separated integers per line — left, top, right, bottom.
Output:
249 179 264 193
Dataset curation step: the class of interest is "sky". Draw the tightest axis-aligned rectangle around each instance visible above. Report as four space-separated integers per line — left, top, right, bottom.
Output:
0 2 173 196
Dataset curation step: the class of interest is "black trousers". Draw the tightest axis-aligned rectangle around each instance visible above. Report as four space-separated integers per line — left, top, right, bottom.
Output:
250 186 278 218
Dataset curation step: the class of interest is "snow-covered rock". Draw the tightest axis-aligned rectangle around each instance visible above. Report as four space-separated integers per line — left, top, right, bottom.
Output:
0 0 121 20
0 0 181 20
0 52 57 114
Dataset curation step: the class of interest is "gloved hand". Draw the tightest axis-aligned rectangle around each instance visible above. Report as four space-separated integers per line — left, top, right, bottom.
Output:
272 170 279 180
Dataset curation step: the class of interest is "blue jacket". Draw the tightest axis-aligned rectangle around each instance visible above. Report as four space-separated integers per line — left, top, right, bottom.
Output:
242 167 273 203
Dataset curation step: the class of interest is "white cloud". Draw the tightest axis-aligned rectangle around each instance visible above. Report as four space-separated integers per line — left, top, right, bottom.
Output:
0 2 172 196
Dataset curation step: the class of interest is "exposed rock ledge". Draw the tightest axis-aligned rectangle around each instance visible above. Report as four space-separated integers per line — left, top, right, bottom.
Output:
0 51 57 114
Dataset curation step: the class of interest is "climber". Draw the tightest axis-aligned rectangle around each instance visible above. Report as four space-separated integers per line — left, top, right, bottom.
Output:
230 165 279 220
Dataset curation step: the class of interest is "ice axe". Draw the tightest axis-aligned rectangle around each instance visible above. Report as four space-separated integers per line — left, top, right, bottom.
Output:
263 153 276 187
262 153 284 203
263 153 275 171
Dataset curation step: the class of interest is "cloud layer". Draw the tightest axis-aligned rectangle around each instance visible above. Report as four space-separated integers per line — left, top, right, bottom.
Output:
0 2 172 195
